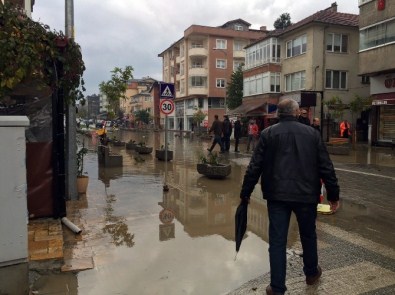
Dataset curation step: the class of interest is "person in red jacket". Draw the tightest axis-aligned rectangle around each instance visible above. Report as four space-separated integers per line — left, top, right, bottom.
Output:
339 120 351 138
246 120 259 152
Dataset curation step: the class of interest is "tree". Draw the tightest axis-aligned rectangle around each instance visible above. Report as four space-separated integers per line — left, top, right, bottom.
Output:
192 107 207 135
0 3 85 105
226 65 244 110
325 96 346 120
134 109 150 125
99 66 133 116
273 13 292 30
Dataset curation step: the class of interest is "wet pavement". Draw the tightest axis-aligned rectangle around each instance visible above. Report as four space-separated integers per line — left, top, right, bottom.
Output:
24 130 395 294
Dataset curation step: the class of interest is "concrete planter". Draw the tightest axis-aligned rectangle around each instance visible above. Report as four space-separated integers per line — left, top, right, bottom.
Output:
155 150 173 161
135 146 153 154
126 142 137 150
196 163 231 179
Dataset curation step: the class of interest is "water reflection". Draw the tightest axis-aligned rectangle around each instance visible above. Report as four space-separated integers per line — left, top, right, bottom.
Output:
103 193 135 247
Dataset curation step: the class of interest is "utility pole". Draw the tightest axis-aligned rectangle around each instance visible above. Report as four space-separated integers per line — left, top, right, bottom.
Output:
65 0 78 200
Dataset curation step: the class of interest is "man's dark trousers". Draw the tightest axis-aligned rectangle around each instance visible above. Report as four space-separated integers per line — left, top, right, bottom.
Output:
267 200 318 294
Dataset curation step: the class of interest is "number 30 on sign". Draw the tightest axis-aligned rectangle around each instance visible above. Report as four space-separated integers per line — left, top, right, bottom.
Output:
160 99 175 115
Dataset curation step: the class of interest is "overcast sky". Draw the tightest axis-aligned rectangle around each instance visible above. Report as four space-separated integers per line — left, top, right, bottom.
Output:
32 0 359 96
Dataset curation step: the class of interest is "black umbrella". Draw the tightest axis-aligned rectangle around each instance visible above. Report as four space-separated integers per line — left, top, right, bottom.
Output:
235 200 248 259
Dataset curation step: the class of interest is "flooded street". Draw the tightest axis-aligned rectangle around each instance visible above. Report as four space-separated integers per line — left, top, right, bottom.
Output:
29 129 395 294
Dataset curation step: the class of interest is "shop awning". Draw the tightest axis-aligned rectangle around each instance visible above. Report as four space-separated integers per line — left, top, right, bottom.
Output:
229 102 277 116
228 101 267 116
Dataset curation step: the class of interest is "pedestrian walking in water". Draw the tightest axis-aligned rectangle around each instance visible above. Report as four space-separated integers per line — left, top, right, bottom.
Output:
222 115 232 152
246 120 259 152
239 98 340 295
233 117 242 152
207 114 224 153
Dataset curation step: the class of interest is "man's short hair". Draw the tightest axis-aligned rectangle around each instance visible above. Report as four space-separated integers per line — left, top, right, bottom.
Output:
278 99 299 117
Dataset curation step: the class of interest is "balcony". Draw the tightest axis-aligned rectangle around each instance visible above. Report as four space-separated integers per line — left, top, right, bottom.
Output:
189 47 208 57
233 50 245 59
188 67 208 76
189 87 208 96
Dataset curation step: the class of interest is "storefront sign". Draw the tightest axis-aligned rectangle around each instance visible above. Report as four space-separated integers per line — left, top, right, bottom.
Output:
372 98 395 105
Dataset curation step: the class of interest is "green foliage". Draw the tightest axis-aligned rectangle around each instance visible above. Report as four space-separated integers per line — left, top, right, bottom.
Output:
226 65 244 110
0 3 85 105
134 109 150 124
200 152 220 165
99 66 134 114
274 13 292 29
349 94 372 114
325 96 346 120
76 146 88 177
192 108 207 125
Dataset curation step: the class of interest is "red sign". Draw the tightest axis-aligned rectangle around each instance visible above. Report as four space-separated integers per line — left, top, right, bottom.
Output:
159 208 174 224
378 0 385 11
160 99 175 115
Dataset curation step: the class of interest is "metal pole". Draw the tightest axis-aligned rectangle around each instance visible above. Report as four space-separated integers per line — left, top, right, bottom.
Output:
163 115 169 192
65 0 78 200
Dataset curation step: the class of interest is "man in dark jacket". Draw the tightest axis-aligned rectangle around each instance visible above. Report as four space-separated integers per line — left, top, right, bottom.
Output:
222 115 233 152
207 114 224 153
233 117 242 152
298 109 311 125
240 99 339 295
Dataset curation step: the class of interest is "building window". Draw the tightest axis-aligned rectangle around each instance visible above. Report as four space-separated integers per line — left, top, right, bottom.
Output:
190 76 207 87
233 61 244 71
234 41 244 51
216 39 227 49
327 33 348 53
180 62 184 75
235 25 243 31
286 35 307 58
216 79 226 88
325 70 347 89
198 98 204 108
216 59 226 69
180 79 185 94
360 18 395 51
187 99 194 109
208 97 223 108
191 59 203 68
361 75 370 84
191 41 203 48
270 73 281 92
285 71 306 92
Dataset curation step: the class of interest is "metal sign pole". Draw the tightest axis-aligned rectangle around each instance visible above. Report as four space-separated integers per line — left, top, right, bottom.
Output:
164 115 169 191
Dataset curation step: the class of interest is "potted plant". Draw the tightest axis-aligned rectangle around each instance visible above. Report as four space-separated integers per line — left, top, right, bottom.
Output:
134 139 153 154
197 152 231 179
76 145 89 194
126 139 137 150
111 136 125 147
155 144 173 161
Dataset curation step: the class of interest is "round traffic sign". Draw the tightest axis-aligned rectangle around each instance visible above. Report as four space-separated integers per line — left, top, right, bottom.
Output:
159 208 175 224
160 99 175 115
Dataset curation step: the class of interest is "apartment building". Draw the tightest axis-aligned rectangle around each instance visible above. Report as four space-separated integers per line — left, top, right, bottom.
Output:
158 19 267 130
359 0 395 146
241 3 369 139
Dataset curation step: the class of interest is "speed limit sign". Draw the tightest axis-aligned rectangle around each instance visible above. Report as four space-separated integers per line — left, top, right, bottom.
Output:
160 99 175 115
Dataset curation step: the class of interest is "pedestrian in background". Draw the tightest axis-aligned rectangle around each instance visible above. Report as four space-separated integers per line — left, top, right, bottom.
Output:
311 117 321 133
222 115 232 152
233 117 242 153
246 120 259 152
239 98 340 295
339 119 351 138
207 114 224 153
298 109 311 125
